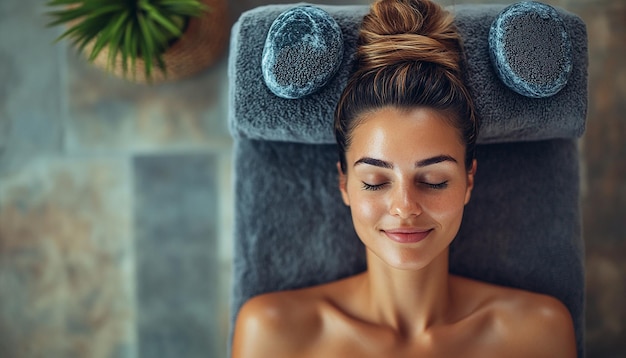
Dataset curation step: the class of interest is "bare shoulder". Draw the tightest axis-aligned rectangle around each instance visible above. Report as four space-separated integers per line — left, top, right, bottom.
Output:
231 286 327 358
452 276 577 358
500 288 577 357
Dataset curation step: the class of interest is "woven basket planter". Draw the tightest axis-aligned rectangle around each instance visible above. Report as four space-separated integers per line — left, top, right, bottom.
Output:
87 0 229 84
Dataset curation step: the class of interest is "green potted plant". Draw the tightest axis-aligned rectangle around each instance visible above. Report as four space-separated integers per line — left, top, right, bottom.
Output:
47 0 229 83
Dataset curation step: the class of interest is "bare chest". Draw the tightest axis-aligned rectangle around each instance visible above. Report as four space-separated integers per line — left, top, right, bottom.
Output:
301 315 505 358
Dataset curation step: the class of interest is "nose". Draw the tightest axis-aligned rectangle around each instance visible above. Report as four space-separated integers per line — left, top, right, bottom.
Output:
389 182 423 218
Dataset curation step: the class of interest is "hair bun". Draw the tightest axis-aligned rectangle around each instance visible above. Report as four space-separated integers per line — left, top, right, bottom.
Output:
357 0 462 74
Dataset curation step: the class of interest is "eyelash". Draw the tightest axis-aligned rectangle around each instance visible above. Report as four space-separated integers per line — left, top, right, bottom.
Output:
425 181 449 190
361 181 449 191
362 182 386 191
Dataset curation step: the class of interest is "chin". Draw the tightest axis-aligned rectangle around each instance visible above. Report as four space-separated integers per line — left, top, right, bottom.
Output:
370 248 437 271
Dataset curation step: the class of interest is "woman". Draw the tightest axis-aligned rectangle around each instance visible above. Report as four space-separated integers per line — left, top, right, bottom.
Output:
232 0 577 356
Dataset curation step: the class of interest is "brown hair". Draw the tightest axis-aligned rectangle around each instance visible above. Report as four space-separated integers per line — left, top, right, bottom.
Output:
334 0 478 173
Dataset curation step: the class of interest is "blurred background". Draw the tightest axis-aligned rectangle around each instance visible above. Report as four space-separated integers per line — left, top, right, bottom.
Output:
0 0 623 357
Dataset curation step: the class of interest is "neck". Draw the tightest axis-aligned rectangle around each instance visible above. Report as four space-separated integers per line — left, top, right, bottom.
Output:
362 248 452 338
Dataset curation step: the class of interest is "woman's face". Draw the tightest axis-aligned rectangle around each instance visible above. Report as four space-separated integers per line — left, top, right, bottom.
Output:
338 106 476 271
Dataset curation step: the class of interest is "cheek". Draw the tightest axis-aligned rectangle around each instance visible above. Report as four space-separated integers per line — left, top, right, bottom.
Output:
426 188 468 225
351 195 384 226
346 181 387 231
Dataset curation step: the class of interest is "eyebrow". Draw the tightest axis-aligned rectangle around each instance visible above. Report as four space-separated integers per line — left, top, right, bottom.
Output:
354 155 458 169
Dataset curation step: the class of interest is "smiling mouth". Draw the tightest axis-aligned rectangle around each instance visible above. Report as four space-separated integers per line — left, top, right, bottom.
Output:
382 229 433 244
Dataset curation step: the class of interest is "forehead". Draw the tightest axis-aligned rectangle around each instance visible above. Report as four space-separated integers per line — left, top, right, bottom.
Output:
348 106 465 161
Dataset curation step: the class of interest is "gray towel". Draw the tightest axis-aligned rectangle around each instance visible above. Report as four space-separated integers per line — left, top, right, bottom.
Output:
229 3 588 144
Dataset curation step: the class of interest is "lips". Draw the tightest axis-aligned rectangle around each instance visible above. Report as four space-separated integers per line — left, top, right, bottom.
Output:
383 228 433 244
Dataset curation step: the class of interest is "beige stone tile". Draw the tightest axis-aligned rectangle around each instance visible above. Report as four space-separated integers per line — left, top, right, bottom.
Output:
0 156 135 358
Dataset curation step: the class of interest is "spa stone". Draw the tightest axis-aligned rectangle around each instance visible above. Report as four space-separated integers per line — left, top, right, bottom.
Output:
489 1 572 98
262 6 344 99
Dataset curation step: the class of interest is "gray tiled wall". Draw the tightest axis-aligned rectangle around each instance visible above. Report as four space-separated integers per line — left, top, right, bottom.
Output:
134 154 219 358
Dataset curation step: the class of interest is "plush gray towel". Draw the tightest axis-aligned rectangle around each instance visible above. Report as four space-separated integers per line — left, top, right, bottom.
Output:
230 138 585 358
229 3 587 144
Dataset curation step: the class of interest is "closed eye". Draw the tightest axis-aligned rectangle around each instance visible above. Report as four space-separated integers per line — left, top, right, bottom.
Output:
362 182 387 191
363 181 448 191
422 181 448 190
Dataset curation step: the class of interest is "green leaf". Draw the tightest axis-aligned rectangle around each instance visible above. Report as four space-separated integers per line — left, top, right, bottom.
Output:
84 10 128 62
120 21 134 74
137 13 155 56
46 7 90 27
67 19 104 52
80 4 126 18
46 3 125 27
157 0 209 17
137 13 154 79
143 5 183 37
145 19 168 46
75 15 111 54
105 10 129 69
129 23 139 77
54 23 86 42
88 28 112 61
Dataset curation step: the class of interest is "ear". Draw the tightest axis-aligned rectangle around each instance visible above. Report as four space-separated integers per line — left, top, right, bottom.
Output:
337 162 350 206
464 159 477 205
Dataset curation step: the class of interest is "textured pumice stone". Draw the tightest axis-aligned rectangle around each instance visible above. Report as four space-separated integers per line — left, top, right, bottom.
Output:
489 1 573 98
262 6 344 99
